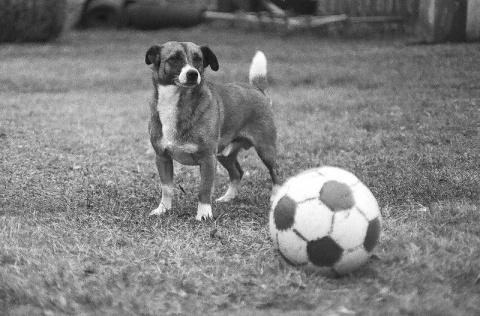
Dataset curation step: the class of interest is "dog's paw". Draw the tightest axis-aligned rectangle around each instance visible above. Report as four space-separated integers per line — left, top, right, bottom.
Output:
195 203 213 221
215 194 234 203
215 182 239 203
149 203 169 216
270 184 282 203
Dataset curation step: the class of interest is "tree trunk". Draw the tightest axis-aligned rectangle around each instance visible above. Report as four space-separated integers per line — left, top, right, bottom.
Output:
0 0 67 42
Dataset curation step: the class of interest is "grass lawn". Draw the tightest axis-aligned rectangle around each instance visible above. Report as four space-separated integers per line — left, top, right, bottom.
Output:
1 25 480 315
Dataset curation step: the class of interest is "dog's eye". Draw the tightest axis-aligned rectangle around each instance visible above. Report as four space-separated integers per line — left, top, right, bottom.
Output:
193 54 202 62
169 54 181 62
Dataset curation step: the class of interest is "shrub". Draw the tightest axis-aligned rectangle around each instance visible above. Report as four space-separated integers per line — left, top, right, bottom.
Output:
0 0 67 42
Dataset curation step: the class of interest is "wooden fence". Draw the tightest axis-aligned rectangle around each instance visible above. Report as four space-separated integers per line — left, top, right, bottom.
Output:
316 0 420 18
208 0 422 33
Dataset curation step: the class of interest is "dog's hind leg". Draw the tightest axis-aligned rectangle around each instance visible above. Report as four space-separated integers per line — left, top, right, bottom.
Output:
254 142 281 202
216 141 246 202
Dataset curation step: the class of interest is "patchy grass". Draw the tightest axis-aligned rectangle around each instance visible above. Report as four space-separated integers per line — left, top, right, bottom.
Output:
1 27 480 315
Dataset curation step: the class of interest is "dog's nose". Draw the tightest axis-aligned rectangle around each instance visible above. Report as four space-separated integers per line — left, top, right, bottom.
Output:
186 70 199 82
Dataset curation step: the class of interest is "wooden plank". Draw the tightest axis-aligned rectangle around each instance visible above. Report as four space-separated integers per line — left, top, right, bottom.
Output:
349 15 405 23
416 0 459 43
309 14 348 27
261 0 287 17
204 11 348 30
370 0 379 16
397 0 407 16
466 0 480 41
203 11 292 27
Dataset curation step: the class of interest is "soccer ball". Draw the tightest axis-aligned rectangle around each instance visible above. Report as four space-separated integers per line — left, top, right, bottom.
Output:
269 166 381 275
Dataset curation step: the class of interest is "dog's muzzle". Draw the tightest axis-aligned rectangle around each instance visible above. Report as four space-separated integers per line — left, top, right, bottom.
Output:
177 65 201 86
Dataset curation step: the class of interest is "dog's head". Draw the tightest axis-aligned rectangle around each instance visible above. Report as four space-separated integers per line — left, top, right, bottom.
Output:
145 41 219 88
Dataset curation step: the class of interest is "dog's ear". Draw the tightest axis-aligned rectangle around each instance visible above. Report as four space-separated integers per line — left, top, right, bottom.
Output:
145 45 161 65
200 46 219 71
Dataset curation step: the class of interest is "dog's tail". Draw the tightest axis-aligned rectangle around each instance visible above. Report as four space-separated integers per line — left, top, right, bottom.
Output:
249 51 268 92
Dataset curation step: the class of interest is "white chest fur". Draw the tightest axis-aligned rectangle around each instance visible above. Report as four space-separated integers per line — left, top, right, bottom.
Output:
157 85 180 145
156 85 199 162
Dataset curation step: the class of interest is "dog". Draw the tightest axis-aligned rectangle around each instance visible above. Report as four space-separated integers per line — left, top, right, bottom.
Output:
145 41 280 220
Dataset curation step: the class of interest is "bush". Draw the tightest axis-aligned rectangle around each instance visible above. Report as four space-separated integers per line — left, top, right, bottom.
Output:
0 0 67 42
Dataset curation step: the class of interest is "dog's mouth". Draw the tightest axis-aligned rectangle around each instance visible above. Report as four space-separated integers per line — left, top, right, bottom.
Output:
174 79 198 87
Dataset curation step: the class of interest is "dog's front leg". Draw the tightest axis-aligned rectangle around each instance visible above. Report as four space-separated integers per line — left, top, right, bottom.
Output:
196 154 216 221
149 153 174 216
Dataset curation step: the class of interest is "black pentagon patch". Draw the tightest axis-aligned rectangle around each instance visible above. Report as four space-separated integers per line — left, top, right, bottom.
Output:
274 195 296 230
307 236 343 267
319 181 355 211
364 217 381 252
